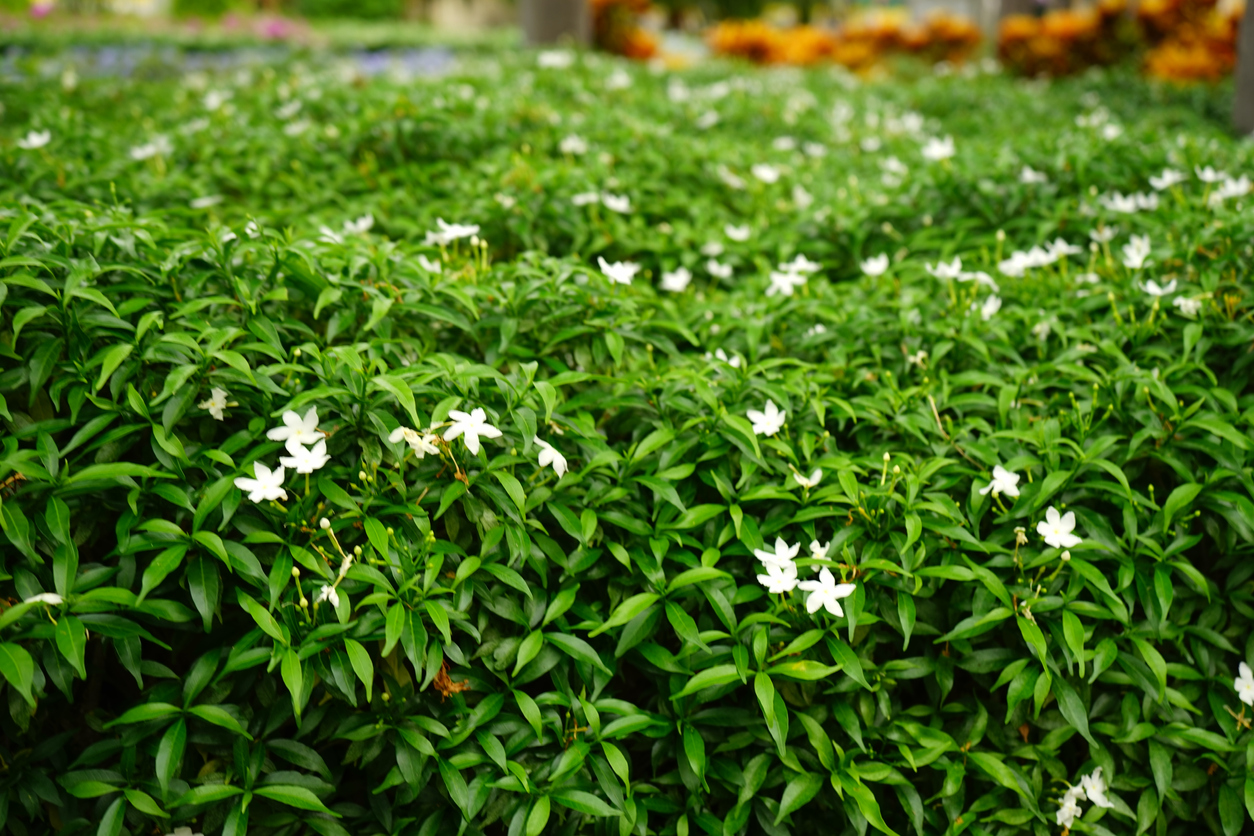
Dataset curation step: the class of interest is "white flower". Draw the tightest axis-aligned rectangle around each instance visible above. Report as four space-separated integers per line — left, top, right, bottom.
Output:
1037 506 1082 549
804 142 827 157
234 462 287 503
130 135 172 161
425 218 480 246
245 220 261 238
572 191 600 207
1150 168 1185 191
204 89 229 111
316 584 340 608
906 350 928 367
1089 226 1119 243
1055 789 1083 829
861 254 889 277
717 165 745 190
1080 768 1113 809
696 110 720 130
1236 662 1254 706
494 193 516 209
198 387 231 420
881 156 908 176
417 255 442 274
443 408 502 455
165 828 205 836
25 592 64 606
701 241 725 257
1101 123 1123 141
190 195 223 210
978 465 1021 498
388 426 441 458
927 258 963 280
318 226 343 245
598 257 640 286
1196 165 1227 183
343 214 373 235
1136 192 1159 211
725 224 751 242
793 468 822 489
773 135 797 151
781 254 820 274
606 68 632 90
861 137 882 153
747 400 787 436
809 540 830 563
958 271 1000 292
792 185 813 210
1099 192 1140 213
766 270 806 297
1046 238 1082 259
660 267 692 292
535 438 567 477
279 438 331 474
18 130 51 150
1019 166 1048 184
1122 235 1151 270
1173 296 1202 317
1032 321 1052 341
267 408 322 446
1142 278 1177 297
1209 175 1251 205
602 193 632 213
756 560 799 593
754 537 801 567
537 50 574 69
559 134 588 155
713 349 741 368
921 136 955 161
751 164 781 184
707 259 733 279
797 569 857 616
979 295 1002 321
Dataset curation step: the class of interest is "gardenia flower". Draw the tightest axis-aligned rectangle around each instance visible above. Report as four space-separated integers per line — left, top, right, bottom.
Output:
598 257 640 286
389 426 441 458
927 258 963 280
535 438 567 477
751 164 781 184
1142 278 1178 297
572 192 600 207
707 259 733 279
1195 165 1226 183
18 130 51 149
234 462 287 503
1150 168 1185 191
25 592 64 606
793 468 822 489
766 270 806 297
781 254 820 274
130 135 173 161
978 465 1021 498
343 214 373 235
417 255 442 274
316 584 339 608
660 267 692 292
1173 296 1202 316
754 537 800 568
602 194 631 213
1037 506 1082 549
1056 787 1083 829
1080 768 1113 809
425 218 480 246
559 134 588 155
861 254 889 276
267 408 322 446
1209 175 1251 206
756 560 798 593
1089 226 1119 244
747 400 787 436
809 540 830 563
921 136 955 161
979 295 1002 320
198 387 232 420
1122 235 1151 269
1019 166 1047 184
725 224 751 242
1235 662 1254 706
279 438 331 474
797 569 857 616
443 408 502 455
1046 238 1082 259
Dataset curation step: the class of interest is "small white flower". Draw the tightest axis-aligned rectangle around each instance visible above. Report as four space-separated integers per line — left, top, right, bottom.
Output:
443 408 502 455
906 350 928 367
572 191 600 207
1032 321 1051 341
267 408 322 446
164 828 205 836
1122 235 1151 270
535 438 567 477
751 164 781 184
927 258 963 280
425 218 480 246
537 50 574 69
598 257 640 286
279 438 331 474
24 592 64 606
921 136 955 161
1089 226 1119 244
797 569 857 616
1055 790 1083 829
559 134 588 155
701 241 725 257
1019 166 1048 184
1037 506 1082 549
234 462 287 503
717 165 745 190
1142 278 1177 297
754 537 801 567
316 584 340 609
725 224 751 242
712 348 741 368
756 560 799 593
1196 165 1227 183
418 255 442 274
17 130 52 150
809 540 830 563
1101 123 1123 141
781 254 820 274
793 468 822 489
792 185 814 210
130 135 173 161
707 259 733 280
605 68 632 90
958 271 1000 292
1080 768 1113 809
696 110 720 130
602 193 632 213
343 214 374 236
766 270 806 297
198 387 231 420
660 267 692 292
1150 168 1185 191
978 465 1021 498
747 400 787 436
804 142 827 157
1236 662 1254 706
979 295 1002 321
1046 238 1083 259
1173 296 1202 317
773 136 797 151
861 254 889 277
388 426 441 458
318 226 343 244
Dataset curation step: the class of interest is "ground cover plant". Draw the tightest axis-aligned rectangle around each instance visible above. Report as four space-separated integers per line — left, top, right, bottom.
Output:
1 47 1254 836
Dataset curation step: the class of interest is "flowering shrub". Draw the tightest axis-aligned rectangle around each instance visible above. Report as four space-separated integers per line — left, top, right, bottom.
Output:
2 48 1254 836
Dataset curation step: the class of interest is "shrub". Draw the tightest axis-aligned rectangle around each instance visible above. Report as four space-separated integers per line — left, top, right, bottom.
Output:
1 50 1254 836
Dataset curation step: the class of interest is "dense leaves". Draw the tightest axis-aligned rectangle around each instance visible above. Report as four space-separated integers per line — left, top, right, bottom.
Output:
1 46 1254 836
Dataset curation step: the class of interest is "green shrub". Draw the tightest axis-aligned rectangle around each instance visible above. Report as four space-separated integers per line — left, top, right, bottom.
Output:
1 51 1254 836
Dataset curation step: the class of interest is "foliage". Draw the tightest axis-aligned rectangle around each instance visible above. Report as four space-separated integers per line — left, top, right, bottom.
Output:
2 49 1254 836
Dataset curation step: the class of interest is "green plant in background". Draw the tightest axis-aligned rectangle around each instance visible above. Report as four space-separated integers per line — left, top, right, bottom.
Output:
1 48 1253 836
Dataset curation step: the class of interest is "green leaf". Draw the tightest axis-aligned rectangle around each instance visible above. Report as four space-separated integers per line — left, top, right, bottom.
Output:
344 638 374 703
254 785 339 815
281 648 305 721
673 664 741 698
526 796 551 836
775 772 824 824
55 614 88 678
550 789 621 816
0 642 36 706
589 593 661 637
1162 482 1203 533
545 632 612 674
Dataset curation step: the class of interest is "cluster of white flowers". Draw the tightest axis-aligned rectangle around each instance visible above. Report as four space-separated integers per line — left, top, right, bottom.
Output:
424 218 479 247
1099 191 1158 213
752 537 856 614
765 254 819 297
1056 768 1114 829
997 239 1081 277
130 135 173 161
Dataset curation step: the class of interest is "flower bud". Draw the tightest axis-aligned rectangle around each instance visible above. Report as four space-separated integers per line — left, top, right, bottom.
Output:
882 452 891 462
1061 550 1071 561
358 470 367 482
386 527 394 535
319 517 331 530
382 692 391 701
294 347 302 357
291 567 301 578
354 545 363 556
996 229 1005 242
892 465 900 474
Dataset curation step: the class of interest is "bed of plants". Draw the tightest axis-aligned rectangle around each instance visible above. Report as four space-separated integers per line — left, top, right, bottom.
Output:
1 47 1253 836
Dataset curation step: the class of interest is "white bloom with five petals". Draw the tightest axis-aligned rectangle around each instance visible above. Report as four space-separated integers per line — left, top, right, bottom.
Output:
389 426 441 458
535 438 568 477
793 468 822 489
1122 235 1151 269
754 537 800 568
316 584 340 608
978 465 1021 498
598 257 640 286
1141 278 1177 297
797 569 857 616
279 438 331 474
18 130 51 150
1235 662 1254 706
1037 506 1082 549
443 408 502 455
198 387 232 421
747 400 786 436
756 560 799 593
267 408 321 446
1080 768 1113 809
862 254 889 277
25 592 64 606
660 267 692 292
234 462 287 503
